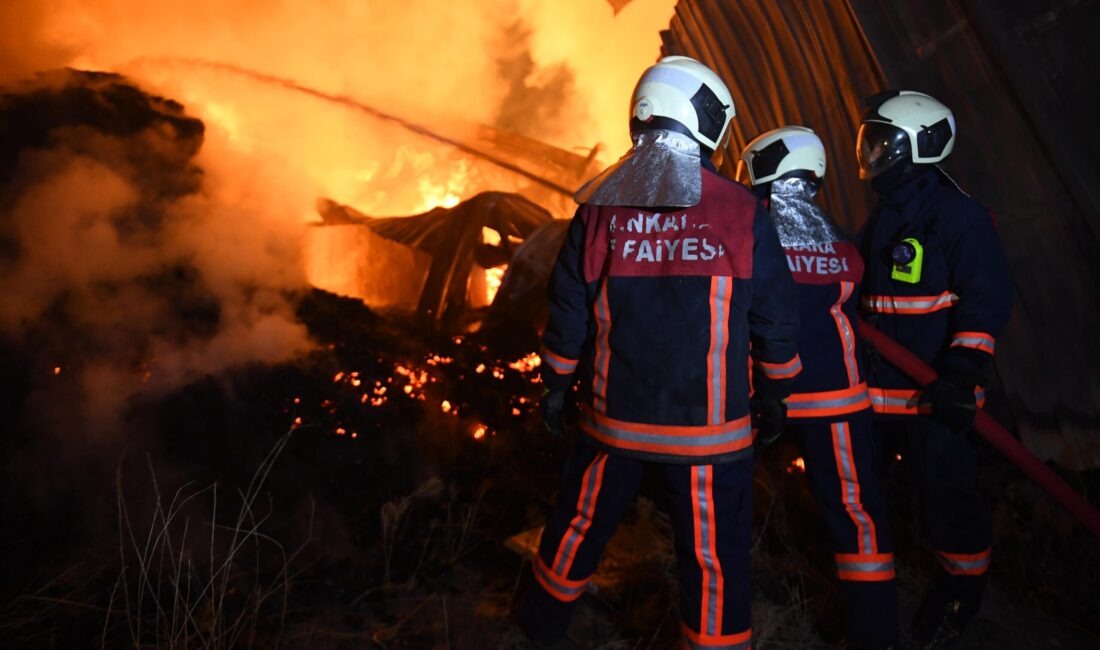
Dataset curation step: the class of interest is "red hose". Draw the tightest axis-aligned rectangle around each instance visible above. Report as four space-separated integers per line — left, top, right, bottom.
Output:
857 318 1100 539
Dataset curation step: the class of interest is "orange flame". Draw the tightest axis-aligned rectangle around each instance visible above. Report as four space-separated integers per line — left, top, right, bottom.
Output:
786 457 806 474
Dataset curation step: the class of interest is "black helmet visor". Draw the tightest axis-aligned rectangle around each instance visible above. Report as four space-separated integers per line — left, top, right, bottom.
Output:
857 121 911 179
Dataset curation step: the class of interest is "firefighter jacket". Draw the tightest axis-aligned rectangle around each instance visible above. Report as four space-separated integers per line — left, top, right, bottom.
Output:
782 237 871 422
540 165 801 464
858 167 1013 417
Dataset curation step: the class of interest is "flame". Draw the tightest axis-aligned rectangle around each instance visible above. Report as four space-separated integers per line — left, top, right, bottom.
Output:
484 266 506 305
786 457 807 474
415 158 470 212
22 1 678 311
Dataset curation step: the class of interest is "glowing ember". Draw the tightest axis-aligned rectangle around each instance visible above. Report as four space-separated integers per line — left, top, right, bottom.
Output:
508 353 541 373
472 424 488 440
441 400 452 413
333 371 345 383
52 366 61 376
786 457 807 474
475 363 486 374
336 427 346 435
511 407 521 416
896 453 903 461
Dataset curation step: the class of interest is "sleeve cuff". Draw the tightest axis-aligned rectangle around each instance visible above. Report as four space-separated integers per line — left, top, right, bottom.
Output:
949 331 996 354
754 354 803 380
541 348 579 375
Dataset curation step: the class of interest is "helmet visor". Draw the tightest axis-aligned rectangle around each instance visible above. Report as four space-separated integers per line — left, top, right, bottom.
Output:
856 122 911 179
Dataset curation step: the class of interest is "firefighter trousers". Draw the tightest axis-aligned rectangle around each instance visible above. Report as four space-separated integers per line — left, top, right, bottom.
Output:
792 412 899 649
876 416 992 618
520 440 753 649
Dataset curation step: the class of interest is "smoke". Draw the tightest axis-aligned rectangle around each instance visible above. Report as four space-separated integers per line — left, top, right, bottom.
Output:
0 70 312 438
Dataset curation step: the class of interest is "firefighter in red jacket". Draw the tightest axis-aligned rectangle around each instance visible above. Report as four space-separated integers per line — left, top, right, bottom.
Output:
856 90 1014 645
738 126 898 649
518 56 800 649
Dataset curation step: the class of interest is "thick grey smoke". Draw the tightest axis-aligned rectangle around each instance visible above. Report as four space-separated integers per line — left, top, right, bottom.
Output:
0 70 311 438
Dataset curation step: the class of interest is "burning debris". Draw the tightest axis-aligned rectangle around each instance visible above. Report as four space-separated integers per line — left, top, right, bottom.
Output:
314 192 555 332
291 316 544 444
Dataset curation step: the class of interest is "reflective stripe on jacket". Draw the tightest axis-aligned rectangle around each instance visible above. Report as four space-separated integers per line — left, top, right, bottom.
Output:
858 168 1012 405
542 167 799 463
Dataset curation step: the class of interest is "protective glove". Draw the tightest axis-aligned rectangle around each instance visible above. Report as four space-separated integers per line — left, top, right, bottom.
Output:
918 375 978 431
540 388 566 438
751 394 788 446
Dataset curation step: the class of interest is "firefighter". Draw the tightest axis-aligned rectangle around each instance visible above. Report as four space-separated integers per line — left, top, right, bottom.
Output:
856 90 1013 645
738 126 898 649
518 56 800 649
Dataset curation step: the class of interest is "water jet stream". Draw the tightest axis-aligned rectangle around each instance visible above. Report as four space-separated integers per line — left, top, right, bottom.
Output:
131 57 576 198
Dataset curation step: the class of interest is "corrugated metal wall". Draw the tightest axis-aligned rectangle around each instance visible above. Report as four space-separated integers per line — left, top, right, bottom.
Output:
659 1 886 228
661 0 1100 469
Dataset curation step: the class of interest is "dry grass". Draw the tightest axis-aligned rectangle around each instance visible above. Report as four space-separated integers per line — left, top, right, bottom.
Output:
104 428 312 649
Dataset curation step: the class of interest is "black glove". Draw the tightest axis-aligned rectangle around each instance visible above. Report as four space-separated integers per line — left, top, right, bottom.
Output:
920 376 978 431
751 394 788 446
540 389 566 438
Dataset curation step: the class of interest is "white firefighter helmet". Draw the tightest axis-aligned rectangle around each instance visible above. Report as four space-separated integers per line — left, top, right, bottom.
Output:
630 55 736 154
736 125 826 187
856 90 956 179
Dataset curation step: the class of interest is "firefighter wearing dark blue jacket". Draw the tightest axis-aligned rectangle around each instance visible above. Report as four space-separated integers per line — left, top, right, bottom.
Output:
856 90 1014 646
738 126 898 650
518 56 800 649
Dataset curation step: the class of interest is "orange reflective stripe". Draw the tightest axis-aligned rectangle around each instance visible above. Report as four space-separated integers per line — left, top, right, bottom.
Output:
869 387 986 416
950 331 995 354
861 291 958 315
756 354 803 380
936 548 991 576
550 453 608 579
707 277 733 425
786 384 871 419
592 282 611 411
691 466 724 637
534 554 590 602
541 348 578 374
580 408 753 457
682 624 752 649
835 552 896 581
831 281 860 386
831 422 878 555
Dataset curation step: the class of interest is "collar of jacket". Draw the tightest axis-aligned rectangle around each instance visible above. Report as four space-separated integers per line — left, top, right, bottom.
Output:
877 166 940 208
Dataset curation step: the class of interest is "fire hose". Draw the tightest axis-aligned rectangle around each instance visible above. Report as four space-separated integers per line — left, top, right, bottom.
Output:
857 318 1100 539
